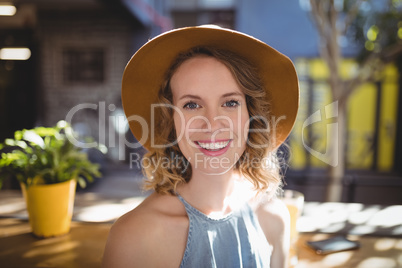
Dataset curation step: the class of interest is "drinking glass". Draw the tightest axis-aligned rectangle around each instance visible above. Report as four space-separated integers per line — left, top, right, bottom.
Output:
279 189 304 267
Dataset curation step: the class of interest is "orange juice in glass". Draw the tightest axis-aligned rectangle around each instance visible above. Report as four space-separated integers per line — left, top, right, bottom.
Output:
280 190 304 267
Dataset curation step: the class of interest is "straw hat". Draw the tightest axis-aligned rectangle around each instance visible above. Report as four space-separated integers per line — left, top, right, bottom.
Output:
122 25 299 150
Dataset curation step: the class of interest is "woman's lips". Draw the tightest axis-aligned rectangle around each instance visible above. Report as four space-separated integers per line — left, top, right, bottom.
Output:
195 139 232 156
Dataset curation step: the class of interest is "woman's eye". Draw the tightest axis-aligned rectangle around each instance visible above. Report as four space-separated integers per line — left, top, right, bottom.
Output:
183 102 200 110
223 100 240 108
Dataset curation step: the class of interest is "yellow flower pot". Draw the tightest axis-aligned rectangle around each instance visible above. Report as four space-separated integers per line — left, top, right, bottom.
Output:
21 179 77 238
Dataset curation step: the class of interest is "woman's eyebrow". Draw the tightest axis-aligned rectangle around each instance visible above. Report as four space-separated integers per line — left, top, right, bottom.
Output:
178 94 201 101
221 92 243 98
178 92 243 101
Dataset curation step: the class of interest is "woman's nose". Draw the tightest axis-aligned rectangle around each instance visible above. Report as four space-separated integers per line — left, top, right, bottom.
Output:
201 108 229 133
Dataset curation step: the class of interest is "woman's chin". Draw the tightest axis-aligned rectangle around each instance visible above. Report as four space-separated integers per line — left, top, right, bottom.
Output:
190 158 236 176
199 166 234 176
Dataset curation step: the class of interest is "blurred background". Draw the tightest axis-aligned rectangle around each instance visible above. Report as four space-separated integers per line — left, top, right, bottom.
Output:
0 0 401 204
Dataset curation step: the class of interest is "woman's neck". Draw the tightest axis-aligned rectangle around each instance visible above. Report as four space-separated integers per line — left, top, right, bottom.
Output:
177 169 252 218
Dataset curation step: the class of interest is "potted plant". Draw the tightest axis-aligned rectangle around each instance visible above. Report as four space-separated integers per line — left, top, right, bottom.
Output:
0 120 106 238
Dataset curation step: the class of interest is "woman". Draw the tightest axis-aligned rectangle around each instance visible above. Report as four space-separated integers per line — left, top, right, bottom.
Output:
102 25 299 268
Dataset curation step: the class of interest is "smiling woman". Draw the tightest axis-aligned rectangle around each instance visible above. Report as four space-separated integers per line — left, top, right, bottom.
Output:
144 47 278 193
172 55 249 175
102 25 299 268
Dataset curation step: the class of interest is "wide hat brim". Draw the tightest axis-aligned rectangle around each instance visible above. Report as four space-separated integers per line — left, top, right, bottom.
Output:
122 25 299 150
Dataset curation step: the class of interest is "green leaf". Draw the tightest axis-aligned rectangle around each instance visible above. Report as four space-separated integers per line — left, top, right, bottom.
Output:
77 177 87 188
0 121 104 189
23 130 45 148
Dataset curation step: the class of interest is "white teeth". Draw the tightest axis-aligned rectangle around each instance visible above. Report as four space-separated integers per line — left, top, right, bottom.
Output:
197 141 230 150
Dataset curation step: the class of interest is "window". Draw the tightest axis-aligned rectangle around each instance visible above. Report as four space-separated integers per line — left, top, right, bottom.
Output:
63 48 104 83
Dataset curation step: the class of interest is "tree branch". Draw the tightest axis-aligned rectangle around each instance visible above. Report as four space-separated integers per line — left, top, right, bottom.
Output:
328 0 340 68
308 0 345 100
309 0 327 39
342 0 365 35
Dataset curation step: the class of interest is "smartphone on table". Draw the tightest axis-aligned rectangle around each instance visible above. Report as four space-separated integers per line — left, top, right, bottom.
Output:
306 235 360 255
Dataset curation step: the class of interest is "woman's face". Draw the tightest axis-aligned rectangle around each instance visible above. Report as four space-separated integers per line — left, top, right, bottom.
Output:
171 56 250 175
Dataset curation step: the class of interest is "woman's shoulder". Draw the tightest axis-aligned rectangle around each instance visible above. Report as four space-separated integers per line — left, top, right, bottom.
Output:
102 192 189 268
254 196 290 268
118 192 187 227
255 196 290 234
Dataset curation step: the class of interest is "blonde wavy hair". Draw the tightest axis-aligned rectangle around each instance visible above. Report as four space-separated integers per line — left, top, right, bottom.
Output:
142 47 285 196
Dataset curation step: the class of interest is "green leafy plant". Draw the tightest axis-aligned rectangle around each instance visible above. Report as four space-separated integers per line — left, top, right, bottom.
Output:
0 121 106 189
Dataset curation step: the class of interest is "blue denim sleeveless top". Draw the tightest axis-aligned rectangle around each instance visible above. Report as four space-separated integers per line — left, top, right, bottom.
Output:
177 195 272 268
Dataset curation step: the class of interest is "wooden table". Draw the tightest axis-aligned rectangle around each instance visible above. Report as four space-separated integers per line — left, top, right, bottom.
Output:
0 218 110 268
1 217 401 268
296 233 402 268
